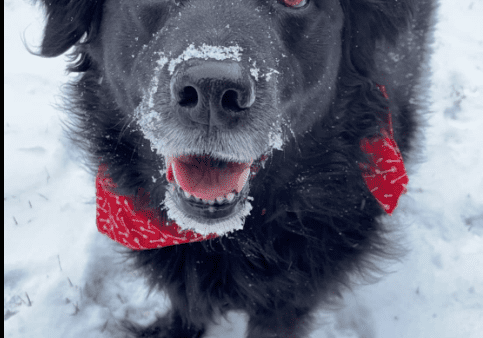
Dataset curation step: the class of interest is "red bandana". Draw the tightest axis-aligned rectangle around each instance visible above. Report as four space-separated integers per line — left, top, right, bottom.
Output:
96 85 408 250
96 169 218 250
359 84 409 214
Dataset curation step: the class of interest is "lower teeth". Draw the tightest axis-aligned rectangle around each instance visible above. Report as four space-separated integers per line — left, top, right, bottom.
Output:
175 186 236 205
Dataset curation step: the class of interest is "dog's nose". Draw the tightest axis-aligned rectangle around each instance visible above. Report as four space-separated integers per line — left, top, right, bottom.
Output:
170 61 256 128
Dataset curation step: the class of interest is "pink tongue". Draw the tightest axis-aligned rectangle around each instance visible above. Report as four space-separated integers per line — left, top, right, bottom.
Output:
167 156 252 200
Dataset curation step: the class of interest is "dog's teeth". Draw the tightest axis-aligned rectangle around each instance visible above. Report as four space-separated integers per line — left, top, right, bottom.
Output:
208 199 215 205
226 193 235 202
194 196 201 201
216 196 225 204
183 190 191 199
208 206 215 213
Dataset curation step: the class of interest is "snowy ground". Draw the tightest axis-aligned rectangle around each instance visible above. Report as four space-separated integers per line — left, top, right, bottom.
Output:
4 0 483 337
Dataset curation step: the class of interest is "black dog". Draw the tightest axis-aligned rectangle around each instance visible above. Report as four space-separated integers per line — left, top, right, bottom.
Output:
34 0 436 337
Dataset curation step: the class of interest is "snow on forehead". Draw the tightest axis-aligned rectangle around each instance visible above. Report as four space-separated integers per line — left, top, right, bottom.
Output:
168 43 243 75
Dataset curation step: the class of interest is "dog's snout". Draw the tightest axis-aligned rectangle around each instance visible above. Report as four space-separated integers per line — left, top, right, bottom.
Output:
170 61 255 128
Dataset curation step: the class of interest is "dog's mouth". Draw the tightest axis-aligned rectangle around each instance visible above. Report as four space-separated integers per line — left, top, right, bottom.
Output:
164 154 264 232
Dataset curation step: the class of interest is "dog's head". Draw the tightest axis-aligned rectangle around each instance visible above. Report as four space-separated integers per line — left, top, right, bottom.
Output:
35 0 412 235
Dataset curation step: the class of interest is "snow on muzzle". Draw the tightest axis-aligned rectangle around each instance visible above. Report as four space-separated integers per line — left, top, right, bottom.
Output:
166 155 253 204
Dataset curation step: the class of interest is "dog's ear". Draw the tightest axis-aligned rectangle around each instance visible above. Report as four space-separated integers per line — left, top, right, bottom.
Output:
341 0 414 76
349 0 414 45
39 0 103 57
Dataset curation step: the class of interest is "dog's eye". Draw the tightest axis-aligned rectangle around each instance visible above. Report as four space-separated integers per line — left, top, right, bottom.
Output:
278 0 308 9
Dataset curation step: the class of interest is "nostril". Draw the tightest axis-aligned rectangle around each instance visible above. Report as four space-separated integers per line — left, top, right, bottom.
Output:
170 61 256 127
221 89 242 111
179 86 198 108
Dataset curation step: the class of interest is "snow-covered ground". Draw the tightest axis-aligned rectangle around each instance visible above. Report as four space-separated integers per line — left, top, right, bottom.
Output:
4 0 483 337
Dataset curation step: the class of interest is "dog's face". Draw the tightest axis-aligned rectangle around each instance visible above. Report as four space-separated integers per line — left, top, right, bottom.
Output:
83 0 345 234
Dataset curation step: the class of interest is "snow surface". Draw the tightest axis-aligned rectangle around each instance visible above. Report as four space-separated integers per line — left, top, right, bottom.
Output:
4 0 483 337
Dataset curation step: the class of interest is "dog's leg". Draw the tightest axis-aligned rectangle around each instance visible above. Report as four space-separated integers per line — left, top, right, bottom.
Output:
246 308 313 338
122 310 205 338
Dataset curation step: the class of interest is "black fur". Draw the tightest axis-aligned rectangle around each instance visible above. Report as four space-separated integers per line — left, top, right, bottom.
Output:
33 0 436 337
